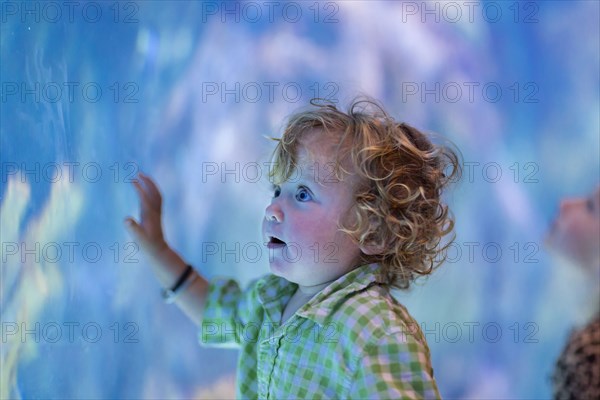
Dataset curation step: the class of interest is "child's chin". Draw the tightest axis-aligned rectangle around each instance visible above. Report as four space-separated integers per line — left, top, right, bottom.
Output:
269 260 290 277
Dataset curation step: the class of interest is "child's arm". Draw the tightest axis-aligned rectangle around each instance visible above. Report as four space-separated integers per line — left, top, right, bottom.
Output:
124 172 209 326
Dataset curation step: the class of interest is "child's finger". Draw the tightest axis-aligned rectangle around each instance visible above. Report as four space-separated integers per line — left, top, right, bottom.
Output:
132 179 156 212
133 173 159 207
132 178 147 197
138 173 162 206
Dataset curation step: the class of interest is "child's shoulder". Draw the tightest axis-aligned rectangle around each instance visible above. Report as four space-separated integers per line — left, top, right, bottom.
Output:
328 283 425 347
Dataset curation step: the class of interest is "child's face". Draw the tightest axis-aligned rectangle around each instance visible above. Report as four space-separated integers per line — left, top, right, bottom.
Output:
546 186 600 271
262 131 363 290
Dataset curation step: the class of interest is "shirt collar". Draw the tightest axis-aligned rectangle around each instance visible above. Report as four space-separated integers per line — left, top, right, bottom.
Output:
256 264 383 326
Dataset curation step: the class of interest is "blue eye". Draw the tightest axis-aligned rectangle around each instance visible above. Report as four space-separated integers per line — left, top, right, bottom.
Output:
295 186 312 202
272 185 281 198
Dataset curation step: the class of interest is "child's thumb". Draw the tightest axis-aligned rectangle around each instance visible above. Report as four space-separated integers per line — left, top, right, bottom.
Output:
124 217 144 240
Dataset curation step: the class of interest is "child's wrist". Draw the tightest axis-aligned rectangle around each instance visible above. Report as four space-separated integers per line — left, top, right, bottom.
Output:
148 244 189 280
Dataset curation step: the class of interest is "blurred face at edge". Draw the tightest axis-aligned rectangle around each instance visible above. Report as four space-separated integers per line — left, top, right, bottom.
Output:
546 186 600 274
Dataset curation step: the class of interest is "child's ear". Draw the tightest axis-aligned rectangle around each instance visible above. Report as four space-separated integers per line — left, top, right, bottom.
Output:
356 216 386 255
359 241 385 256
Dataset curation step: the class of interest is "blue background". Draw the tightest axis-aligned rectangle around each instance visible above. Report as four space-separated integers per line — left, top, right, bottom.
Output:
1 1 599 398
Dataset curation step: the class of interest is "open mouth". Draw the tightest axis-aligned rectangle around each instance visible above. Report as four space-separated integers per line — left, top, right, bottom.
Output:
267 236 286 247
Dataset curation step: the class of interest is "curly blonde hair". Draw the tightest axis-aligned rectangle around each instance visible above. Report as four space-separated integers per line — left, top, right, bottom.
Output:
269 97 461 289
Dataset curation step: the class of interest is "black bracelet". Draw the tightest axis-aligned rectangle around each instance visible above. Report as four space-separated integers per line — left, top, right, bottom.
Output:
162 264 196 304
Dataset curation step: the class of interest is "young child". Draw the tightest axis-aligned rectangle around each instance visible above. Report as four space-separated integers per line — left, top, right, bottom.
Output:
546 185 600 399
125 97 460 399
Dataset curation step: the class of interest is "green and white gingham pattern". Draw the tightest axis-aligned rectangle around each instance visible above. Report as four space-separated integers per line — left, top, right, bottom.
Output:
200 264 441 399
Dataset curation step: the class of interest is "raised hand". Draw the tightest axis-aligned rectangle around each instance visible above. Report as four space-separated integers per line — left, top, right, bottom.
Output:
123 172 209 325
124 172 168 257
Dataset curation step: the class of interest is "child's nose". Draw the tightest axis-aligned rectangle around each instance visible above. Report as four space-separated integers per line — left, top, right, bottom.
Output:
265 202 283 223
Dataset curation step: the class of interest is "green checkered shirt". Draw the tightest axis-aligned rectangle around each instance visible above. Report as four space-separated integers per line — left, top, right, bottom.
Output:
200 264 441 399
